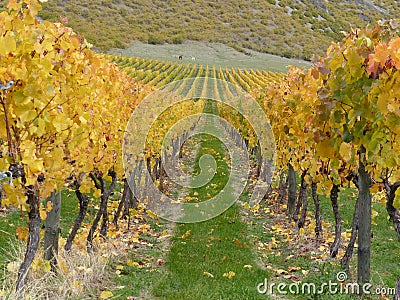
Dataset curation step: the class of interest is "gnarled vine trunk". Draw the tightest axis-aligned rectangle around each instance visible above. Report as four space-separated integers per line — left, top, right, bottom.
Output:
394 273 400 300
341 193 359 273
294 170 307 225
311 182 322 238
287 163 296 217
113 177 131 229
329 184 341 258
65 175 89 252
16 187 41 292
43 191 61 272
382 178 400 222
278 170 288 204
357 145 371 284
87 169 117 251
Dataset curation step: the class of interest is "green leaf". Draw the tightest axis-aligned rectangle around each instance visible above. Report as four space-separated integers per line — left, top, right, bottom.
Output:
342 124 354 143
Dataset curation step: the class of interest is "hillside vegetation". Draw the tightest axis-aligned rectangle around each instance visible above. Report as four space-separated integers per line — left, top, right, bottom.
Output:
1 0 397 60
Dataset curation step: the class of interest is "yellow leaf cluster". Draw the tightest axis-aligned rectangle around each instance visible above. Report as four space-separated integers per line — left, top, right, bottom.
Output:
222 271 236 279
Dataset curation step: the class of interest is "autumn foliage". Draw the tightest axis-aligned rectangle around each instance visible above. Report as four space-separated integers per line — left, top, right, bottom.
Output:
262 19 400 284
1 0 400 296
0 0 146 291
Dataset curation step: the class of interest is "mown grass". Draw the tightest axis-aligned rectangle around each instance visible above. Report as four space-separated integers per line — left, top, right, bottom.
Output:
150 100 271 299
109 216 170 299
153 204 272 300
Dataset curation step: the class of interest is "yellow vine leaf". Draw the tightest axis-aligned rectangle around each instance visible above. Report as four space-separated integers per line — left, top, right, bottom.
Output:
222 271 236 279
16 226 28 241
146 210 159 219
93 189 102 198
46 201 53 212
181 230 191 239
0 32 16 55
316 139 336 159
393 188 400 209
99 291 114 299
39 208 47 220
79 183 92 194
369 184 380 194
31 258 51 274
339 142 352 162
2 184 26 207
126 260 139 267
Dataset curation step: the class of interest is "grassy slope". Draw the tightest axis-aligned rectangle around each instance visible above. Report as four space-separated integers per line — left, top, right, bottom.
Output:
0 0 396 60
110 40 311 73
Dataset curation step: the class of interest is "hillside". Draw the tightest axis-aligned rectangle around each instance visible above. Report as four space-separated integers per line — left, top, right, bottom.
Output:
0 0 398 59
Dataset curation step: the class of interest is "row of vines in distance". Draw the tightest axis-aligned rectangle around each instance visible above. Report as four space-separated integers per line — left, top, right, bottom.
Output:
107 55 284 96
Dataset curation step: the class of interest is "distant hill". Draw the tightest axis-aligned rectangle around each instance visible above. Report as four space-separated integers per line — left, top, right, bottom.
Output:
1 0 398 59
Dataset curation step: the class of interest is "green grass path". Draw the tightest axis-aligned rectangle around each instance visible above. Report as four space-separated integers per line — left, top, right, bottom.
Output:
152 100 270 299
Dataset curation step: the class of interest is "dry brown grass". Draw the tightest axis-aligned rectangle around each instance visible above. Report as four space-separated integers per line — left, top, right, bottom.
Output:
0 238 124 300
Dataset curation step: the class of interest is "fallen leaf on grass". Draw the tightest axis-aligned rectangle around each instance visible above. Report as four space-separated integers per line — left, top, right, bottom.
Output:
243 264 253 269
288 266 301 272
181 230 191 239
126 259 139 267
223 271 236 279
146 210 159 219
265 265 273 270
203 271 214 278
99 290 113 299
327 237 335 243
16 226 28 241
158 230 171 239
283 274 301 281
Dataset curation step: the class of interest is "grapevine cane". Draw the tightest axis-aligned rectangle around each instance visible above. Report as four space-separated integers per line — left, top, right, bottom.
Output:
0 81 16 164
